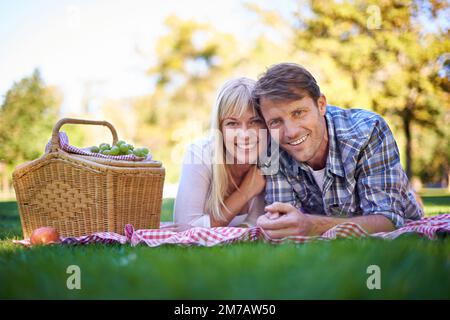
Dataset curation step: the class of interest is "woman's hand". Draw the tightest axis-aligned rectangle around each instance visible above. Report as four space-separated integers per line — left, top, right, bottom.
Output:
239 166 266 201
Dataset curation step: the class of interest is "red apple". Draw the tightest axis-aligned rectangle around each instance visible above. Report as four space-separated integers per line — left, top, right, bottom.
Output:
30 227 60 245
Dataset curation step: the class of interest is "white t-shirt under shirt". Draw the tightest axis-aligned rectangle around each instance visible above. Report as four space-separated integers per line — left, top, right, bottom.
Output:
308 166 326 191
173 138 266 228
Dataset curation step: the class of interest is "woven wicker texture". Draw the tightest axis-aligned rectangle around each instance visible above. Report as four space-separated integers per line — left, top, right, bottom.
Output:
13 118 165 238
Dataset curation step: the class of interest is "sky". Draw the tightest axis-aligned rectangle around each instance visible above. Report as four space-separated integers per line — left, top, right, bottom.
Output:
0 0 297 115
1 1 446 116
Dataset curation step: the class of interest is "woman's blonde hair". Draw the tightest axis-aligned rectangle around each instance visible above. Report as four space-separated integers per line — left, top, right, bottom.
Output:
205 77 257 222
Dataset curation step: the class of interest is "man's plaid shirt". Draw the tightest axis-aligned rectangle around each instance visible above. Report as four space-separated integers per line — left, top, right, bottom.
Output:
264 106 423 228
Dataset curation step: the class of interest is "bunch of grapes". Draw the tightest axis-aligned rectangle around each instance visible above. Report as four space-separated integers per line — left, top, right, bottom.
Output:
90 140 149 157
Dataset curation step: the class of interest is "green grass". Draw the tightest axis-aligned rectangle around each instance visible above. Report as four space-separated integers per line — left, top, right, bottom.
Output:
1 191 449 299
420 189 450 216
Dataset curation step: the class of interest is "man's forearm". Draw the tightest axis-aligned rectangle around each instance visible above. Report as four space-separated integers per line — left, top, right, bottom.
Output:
306 214 395 235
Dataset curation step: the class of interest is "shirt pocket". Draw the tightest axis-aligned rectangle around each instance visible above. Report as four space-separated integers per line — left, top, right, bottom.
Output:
325 184 360 217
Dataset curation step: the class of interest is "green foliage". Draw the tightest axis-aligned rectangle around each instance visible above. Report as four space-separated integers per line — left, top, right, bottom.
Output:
130 2 449 184
289 0 450 178
58 124 86 151
415 123 450 184
134 17 241 182
243 0 449 180
0 69 60 174
133 15 294 183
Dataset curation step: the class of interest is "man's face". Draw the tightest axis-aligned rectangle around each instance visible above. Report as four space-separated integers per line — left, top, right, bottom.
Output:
259 94 328 166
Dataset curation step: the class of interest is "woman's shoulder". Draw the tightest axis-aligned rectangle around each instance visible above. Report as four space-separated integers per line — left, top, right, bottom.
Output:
188 136 214 152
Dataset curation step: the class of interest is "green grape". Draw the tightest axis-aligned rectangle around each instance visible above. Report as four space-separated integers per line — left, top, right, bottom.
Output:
127 150 134 155
141 147 149 155
102 149 111 155
99 143 110 150
133 149 144 157
119 144 129 154
110 146 120 156
116 140 126 147
128 144 134 151
90 146 100 153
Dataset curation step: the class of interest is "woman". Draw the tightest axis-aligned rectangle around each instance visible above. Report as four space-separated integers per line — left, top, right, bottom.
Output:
170 77 267 230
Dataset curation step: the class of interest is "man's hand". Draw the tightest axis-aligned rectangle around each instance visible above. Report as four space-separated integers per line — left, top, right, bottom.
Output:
256 202 397 238
256 202 313 238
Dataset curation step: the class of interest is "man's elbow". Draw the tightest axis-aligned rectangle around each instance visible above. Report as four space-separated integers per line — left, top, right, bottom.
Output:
368 214 397 233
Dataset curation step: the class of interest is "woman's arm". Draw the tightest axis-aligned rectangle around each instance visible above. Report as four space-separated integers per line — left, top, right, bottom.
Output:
210 166 265 227
173 144 213 227
210 186 250 227
174 143 266 227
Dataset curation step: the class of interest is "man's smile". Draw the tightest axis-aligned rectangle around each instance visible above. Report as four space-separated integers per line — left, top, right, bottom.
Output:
287 133 309 146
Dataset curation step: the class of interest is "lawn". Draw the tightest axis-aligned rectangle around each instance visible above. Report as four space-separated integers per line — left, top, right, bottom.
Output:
0 191 449 299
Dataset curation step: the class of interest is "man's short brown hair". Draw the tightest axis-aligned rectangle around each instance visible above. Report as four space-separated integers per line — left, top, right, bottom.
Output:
252 63 321 109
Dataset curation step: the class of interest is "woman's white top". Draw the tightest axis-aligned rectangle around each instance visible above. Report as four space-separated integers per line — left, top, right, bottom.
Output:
174 138 265 227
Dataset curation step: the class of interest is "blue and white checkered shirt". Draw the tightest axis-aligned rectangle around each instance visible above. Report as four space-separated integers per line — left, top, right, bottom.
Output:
264 106 423 228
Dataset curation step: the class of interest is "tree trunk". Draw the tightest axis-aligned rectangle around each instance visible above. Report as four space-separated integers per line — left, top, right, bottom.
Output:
448 171 450 192
403 116 412 179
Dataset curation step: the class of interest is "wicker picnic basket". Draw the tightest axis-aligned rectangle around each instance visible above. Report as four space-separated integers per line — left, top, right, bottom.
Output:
12 118 165 238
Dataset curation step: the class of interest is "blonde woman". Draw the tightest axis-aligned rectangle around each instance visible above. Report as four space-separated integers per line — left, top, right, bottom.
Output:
169 78 267 230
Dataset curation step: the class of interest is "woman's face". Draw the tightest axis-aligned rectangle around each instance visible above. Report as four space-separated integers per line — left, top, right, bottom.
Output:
221 108 267 165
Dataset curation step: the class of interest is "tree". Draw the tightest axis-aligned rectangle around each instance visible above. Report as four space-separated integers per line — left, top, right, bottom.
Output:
0 69 61 177
134 16 246 182
247 0 449 179
290 0 450 178
135 15 296 183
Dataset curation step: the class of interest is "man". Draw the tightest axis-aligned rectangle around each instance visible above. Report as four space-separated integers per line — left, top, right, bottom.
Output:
253 63 423 238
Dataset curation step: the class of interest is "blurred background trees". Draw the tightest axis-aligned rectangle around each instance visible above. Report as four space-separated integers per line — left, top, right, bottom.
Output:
0 0 448 190
0 69 60 172
287 0 449 180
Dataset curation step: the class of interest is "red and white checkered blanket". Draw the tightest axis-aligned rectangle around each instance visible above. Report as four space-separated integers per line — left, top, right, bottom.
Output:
45 131 152 161
13 214 450 247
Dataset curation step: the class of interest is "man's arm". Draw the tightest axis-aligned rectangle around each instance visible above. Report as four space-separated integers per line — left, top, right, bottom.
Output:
258 116 415 238
257 202 395 238
306 213 395 235
355 115 415 228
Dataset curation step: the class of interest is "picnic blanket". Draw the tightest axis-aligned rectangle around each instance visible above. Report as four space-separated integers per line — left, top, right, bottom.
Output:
13 214 450 247
45 131 152 161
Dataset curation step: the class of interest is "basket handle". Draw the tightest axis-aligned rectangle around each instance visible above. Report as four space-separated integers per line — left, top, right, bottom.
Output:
51 118 119 152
